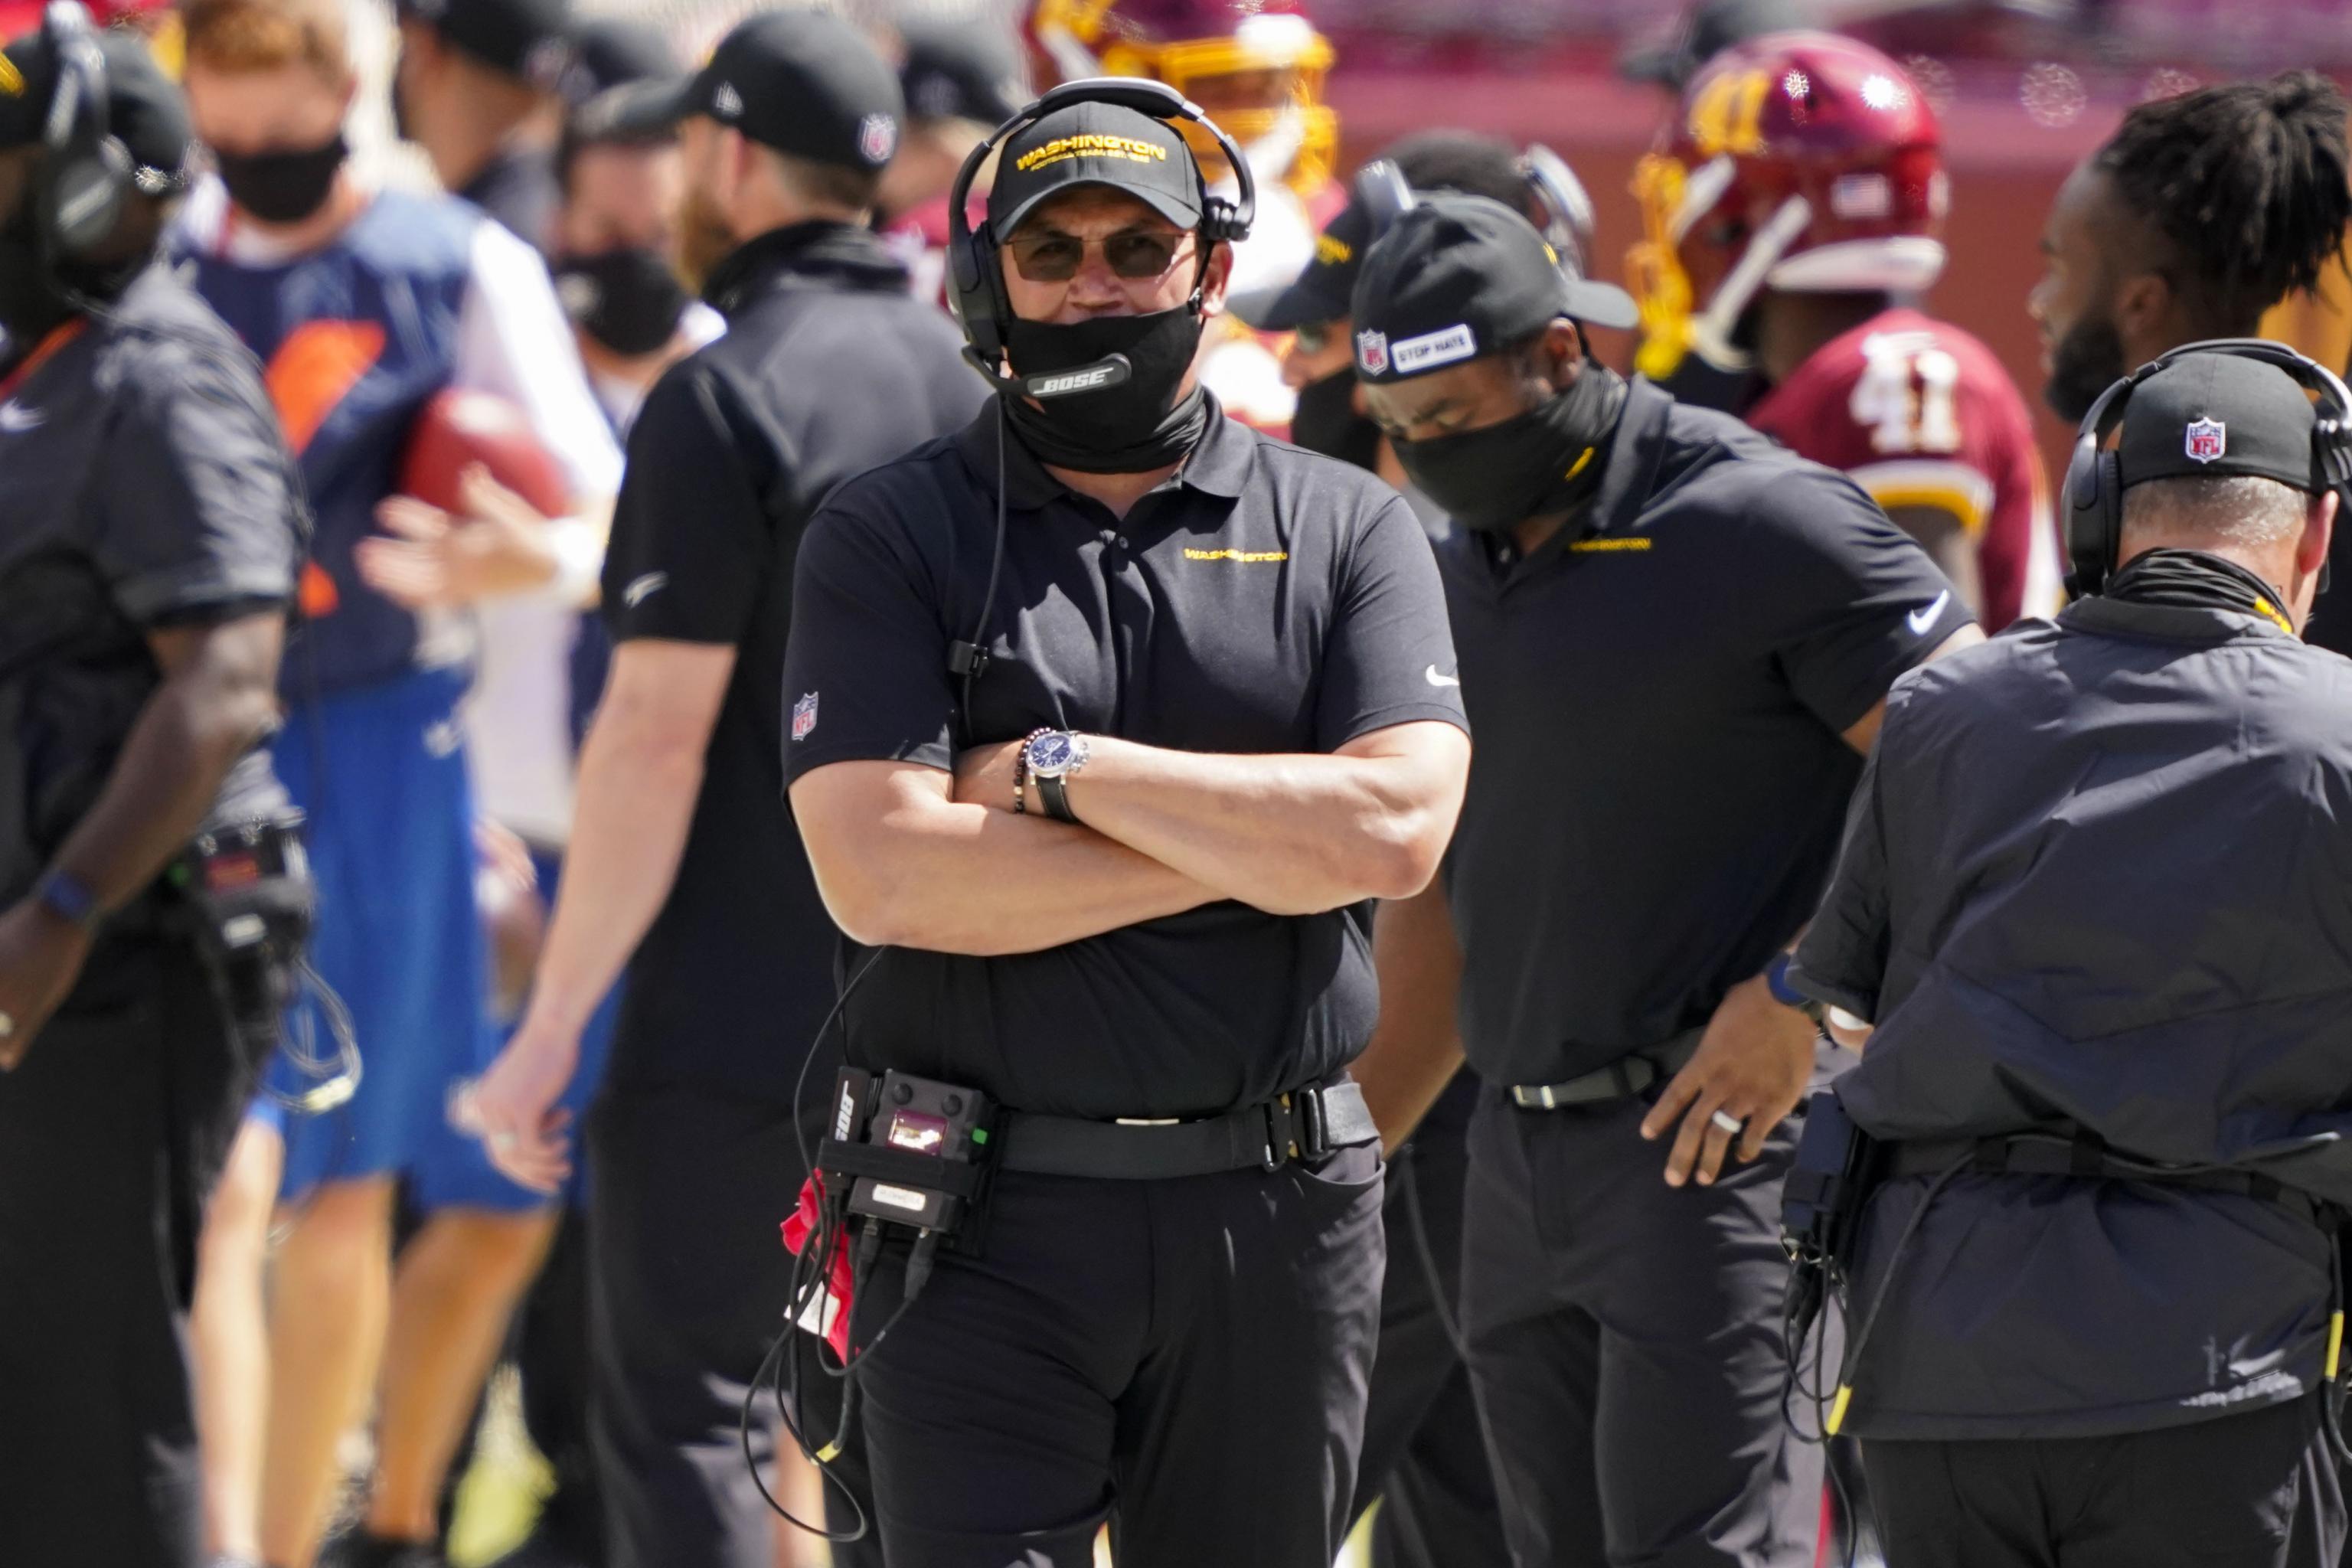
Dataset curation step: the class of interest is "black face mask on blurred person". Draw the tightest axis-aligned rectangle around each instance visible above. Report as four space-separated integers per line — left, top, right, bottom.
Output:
1001 303 1210 473
214 132 348 226
1393 363 1627 534
0 202 145 355
2044 309 2129 423
555 246 690 358
1289 367 1383 472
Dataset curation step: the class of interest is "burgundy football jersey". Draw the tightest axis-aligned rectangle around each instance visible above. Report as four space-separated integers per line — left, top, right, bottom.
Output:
1749 307 2057 632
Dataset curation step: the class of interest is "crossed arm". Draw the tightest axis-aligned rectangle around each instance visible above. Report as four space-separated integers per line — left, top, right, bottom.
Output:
787 720 1472 957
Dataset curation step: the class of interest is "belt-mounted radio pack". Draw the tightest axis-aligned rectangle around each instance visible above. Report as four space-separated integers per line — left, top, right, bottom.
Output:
168 808 357 1112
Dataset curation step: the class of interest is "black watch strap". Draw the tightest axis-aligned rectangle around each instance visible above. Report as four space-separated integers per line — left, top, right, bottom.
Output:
1034 772 1079 825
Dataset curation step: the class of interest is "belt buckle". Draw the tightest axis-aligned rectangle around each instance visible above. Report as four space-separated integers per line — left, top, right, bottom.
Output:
1261 1093 1297 1172
1295 1088 1331 1163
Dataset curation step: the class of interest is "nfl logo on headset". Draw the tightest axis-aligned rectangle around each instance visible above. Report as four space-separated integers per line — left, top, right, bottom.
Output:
2185 417 2227 463
792 692 819 742
1355 330 1390 375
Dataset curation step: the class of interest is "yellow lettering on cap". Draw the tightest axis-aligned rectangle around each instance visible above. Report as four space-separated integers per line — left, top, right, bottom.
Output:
0 52 23 96
1314 232 1352 266
1013 133 1172 173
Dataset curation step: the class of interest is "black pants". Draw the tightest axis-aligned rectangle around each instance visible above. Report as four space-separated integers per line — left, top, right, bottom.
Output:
0 944 256 1568
1864 1396 2345 1567
854 1142 1387 1567
585 1084 882 1568
1461 1058 1831 1568
509 1205 604 1562
1353 1096 1511 1568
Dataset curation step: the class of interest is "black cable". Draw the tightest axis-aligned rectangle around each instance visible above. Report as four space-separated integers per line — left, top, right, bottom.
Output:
789 946 891 1181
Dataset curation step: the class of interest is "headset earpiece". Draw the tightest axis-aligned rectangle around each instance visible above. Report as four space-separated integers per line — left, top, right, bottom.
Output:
33 3 129 266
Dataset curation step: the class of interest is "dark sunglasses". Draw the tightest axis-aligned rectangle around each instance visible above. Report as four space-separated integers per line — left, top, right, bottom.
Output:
1007 227 1193 283
1292 319 1339 355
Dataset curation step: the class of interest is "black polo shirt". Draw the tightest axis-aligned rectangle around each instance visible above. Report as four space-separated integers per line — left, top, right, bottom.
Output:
599 222 984 1104
1439 377 1970 1087
1793 595 2352 1439
0 265 302 994
781 398 1468 1120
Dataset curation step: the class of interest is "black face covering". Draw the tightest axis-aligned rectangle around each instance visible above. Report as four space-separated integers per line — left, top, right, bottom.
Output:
1289 367 1383 472
0 210 74 358
555 247 690 358
1001 303 1210 473
1394 363 1628 534
214 132 348 226
2105 547 2298 626
2044 309 2128 423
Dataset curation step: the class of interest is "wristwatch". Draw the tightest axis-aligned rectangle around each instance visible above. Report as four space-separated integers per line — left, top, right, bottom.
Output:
1765 952 1825 1024
1021 729 1091 824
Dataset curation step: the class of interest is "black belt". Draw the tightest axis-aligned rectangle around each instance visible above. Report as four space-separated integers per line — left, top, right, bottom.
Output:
1507 1029 1704 1110
1883 1133 2325 1221
998 1080 1378 1180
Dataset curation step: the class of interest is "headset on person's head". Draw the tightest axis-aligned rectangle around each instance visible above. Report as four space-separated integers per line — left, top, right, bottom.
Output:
30 1 134 271
943 76 1256 391
2067 337 2352 596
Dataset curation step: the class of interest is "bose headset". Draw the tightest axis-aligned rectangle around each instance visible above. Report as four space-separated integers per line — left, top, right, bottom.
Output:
32 2 135 271
943 76 1256 394
2066 337 2352 596
939 78 1256 697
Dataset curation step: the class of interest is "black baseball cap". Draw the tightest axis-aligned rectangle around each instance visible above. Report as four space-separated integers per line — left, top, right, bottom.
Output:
2117 351 2326 495
0 25 191 190
626 10 903 174
1230 200 1367 331
396 0 576 93
988 100 1201 237
559 18 683 144
898 17 1025 128
1350 194 1638 383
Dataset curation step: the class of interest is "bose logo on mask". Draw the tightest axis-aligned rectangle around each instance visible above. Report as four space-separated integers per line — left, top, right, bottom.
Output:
1026 362 1130 399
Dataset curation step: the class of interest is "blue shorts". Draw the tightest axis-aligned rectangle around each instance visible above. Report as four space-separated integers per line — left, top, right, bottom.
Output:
409 844 622 1210
254 666 501 1207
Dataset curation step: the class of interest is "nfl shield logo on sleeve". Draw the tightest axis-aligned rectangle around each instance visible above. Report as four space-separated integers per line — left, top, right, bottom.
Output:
2185 417 2226 463
792 692 819 742
1355 330 1390 375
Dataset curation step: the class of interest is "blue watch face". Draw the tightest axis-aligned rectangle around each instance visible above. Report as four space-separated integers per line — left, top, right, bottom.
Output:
1028 733 1074 773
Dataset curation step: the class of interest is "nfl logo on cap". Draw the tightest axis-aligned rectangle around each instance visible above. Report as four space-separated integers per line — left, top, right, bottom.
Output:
859 112 899 166
712 81 743 120
2186 416 2226 463
1355 329 1390 375
792 692 819 741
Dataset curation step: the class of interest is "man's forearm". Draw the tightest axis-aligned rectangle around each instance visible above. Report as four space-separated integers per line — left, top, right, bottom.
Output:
1060 728 1465 916
1353 878 1468 1152
795 771 1221 956
518 704 707 1036
51 618 283 913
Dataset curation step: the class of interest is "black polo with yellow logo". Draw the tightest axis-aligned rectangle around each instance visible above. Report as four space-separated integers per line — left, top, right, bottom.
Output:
780 394 1468 1118
1438 375 1970 1088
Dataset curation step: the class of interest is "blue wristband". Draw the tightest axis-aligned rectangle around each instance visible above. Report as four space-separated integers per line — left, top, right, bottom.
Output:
1765 952 1807 1009
34 869 102 930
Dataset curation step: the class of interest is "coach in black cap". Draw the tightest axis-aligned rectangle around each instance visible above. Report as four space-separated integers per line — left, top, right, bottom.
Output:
462 10 978 1568
1351 193 1978 1568
394 0 573 249
1792 343 2352 1568
0 13 309 1567
776 86 1470 1566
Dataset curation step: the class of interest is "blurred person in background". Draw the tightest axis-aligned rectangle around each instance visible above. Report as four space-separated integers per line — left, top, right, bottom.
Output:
1024 0 1340 432
1634 31 2057 632
172 0 619 1563
392 0 572 254
875 13 1026 310
459 13 979 1566
2028 70 2352 642
0 16 305 1567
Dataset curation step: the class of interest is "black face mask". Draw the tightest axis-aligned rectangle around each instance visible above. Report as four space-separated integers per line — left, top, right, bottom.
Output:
0 208 73 358
1289 367 1383 472
1394 364 1628 534
1001 303 1210 473
214 132 348 227
554 247 689 358
2043 309 2128 423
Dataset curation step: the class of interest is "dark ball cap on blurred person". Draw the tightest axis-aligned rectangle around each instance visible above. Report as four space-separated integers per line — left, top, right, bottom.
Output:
2114 352 2331 496
0 24 191 192
625 8 904 173
1350 193 1637 383
898 15 1026 128
395 0 576 93
557 16 678 110
986 100 1203 237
